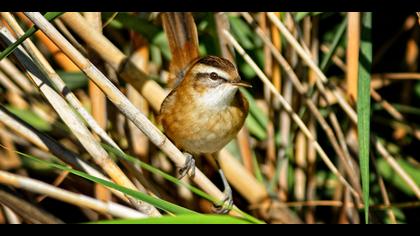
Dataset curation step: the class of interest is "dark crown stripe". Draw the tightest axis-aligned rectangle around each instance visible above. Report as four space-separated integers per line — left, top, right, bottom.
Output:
196 56 235 71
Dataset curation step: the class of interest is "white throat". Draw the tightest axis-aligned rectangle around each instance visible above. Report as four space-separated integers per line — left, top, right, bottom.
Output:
197 84 238 109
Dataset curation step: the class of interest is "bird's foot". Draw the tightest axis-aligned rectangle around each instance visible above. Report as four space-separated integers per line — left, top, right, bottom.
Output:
178 152 196 179
212 170 233 214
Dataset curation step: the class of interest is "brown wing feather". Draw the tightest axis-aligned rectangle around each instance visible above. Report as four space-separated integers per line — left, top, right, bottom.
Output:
161 12 200 88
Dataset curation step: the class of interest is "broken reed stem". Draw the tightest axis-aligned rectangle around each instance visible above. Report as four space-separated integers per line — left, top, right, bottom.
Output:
266 12 358 124
24 12 232 211
0 170 147 219
0 21 159 216
240 12 362 195
223 29 360 200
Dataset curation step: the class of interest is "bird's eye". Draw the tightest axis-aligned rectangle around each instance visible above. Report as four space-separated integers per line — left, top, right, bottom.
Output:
210 72 219 80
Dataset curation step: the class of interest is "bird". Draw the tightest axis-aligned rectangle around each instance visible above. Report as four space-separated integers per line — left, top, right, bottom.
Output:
159 55 251 213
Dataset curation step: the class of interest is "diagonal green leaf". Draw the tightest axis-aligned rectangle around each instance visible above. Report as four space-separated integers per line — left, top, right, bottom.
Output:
358 12 372 224
5 105 52 131
8 146 198 215
102 144 265 224
0 12 63 60
320 16 348 72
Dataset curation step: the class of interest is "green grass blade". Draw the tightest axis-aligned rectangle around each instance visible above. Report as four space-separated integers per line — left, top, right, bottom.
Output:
358 12 372 224
7 146 198 215
0 12 63 60
91 214 251 224
320 16 348 72
102 144 265 224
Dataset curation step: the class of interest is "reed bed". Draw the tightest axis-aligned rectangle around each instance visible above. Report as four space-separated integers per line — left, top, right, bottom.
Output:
0 12 418 224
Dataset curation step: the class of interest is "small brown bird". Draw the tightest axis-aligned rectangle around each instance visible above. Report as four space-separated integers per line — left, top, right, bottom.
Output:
159 55 251 213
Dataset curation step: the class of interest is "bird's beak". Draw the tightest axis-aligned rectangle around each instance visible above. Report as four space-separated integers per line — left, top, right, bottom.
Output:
230 80 252 88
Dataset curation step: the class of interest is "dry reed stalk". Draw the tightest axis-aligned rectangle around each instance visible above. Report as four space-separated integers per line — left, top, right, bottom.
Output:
260 13 276 180
59 12 165 111
15 12 79 72
237 127 254 174
367 33 420 189
0 58 34 93
2 205 20 224
374 140 420 199
0 74 27 109
24 12 238 213
214 12 254 175
241 12 362 195
0 170 148 219
83 12 111 204
214 12 235 62
267 12 358 124
371 89 420 141
271 13 282 91
372 72 420 80
371 89 404 121
305 115 317 224
377 175 397 224
346 12 361 102
36 170 70 203
278 79 292 201
127 33 151 160
0 18 159 216
219 149 302 223
294 131 306 203
84 12 107 130
0 206 4 224
0 105 130 204
320 44 347 72
0 189 63 224
218 149 267 204
223 29 360 199
370 154 397 224
0 69 23 95
0 123 21 170
308 15 319 86
1 13 123 156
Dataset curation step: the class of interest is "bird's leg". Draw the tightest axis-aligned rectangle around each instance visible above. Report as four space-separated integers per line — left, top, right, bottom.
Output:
178 152 196 179
212 169 234 214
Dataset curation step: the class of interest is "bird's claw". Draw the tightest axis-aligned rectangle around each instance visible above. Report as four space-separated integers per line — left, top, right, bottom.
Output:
212 170 233 214
212 185 233 214
178 153 196 179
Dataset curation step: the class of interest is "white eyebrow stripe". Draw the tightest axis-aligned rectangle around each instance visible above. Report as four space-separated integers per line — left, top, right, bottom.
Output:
192 64 231 80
